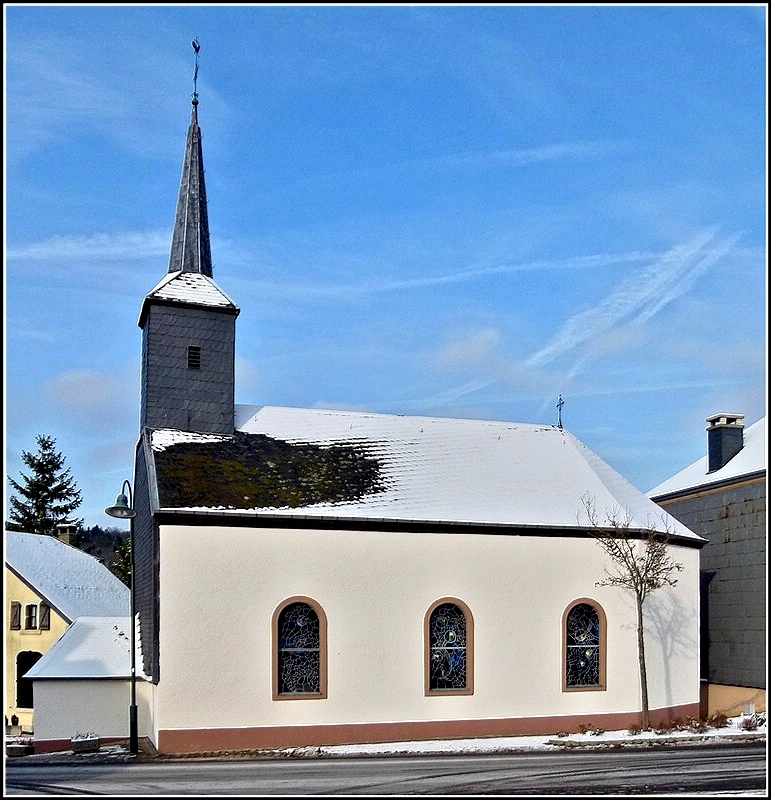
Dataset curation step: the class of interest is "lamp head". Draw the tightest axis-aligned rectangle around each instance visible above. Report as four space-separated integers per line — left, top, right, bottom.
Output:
105 491 136 520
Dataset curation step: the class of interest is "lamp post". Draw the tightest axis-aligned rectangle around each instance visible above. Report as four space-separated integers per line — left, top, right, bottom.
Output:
105 480 138 755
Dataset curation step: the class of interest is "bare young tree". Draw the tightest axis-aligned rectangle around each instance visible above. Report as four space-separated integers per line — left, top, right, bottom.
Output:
580 492 683 730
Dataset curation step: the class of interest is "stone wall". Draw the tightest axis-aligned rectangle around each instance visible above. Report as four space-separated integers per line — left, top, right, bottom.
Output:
658 478 766 689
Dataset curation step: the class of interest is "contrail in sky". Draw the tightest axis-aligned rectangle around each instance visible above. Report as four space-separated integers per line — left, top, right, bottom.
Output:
526 227 739 370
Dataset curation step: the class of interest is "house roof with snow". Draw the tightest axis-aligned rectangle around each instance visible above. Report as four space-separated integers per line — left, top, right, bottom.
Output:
24 616 147 680
5 532 130 623
142 404 704 544
648 416 766 499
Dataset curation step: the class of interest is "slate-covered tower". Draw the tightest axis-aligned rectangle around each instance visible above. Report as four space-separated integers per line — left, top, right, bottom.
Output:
138 93 239 435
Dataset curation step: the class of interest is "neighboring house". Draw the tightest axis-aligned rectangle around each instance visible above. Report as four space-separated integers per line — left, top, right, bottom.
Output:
24 616 150 750
649 413 766 717
30 91 706 756
5 531 130 733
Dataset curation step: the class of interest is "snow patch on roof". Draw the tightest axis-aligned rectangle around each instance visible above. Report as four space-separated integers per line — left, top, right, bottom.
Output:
152 428 232 451
648 416 766 497
5 532 130 622
146 404 703 541
146 270 237 308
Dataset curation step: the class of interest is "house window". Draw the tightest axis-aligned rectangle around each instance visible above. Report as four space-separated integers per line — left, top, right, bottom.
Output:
273 598 327 699
39 602 50 631
563 600 606 690
187 345 201 369
10 601 21 630
425 599 473 695
24 604 38 630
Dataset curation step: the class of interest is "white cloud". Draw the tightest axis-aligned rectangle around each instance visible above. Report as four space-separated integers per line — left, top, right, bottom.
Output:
228 247 660 305
414 378 503 411
321 140 632 185
434 328 503 371
417 228 750 420
235 356 261 398
7 230 171 261
416 140 631 171
5 32 219 163
43 369 136 422
422 327 562 414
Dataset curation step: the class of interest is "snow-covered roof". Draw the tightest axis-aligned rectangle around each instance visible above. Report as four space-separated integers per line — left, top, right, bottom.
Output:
648 416 766 498
146 405 703 542
5 532 130 623
24 616 147 680
144 270 238 309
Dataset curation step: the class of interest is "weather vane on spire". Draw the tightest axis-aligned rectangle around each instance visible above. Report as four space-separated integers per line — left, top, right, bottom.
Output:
192 38 201 102
556 395 564 430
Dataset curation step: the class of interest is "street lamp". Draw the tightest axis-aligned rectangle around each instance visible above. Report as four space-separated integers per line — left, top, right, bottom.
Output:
105 479 138 755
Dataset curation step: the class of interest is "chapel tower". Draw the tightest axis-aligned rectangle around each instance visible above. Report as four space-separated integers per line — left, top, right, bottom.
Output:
138 83 239 435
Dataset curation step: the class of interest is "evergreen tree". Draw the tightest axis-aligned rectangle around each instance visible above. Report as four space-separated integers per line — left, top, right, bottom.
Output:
6 434 84 536
111 537 132 587
73 524 129 570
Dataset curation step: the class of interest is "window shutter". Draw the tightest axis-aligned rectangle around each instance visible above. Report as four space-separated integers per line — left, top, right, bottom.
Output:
40 603 51 630
11 601 21 630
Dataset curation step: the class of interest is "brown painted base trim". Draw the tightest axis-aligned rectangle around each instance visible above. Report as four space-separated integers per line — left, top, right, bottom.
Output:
158 703 700 755
34 736 127 754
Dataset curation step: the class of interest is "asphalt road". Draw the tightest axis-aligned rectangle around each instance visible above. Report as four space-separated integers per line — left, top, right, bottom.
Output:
5 740 766 795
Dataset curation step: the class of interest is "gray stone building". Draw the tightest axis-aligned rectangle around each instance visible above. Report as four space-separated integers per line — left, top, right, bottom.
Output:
649 413 766 716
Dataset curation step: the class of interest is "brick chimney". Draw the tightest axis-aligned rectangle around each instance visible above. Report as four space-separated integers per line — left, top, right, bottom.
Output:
706 413 745 473
56 522 78 545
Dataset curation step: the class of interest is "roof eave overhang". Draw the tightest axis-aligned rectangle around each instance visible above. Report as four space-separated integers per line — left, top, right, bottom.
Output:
651 469 766 504
152 508 706 548
138 295 240 329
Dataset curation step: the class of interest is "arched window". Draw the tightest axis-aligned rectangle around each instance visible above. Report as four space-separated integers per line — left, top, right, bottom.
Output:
425 599 473 695
563 600 606 691
272 598 327 700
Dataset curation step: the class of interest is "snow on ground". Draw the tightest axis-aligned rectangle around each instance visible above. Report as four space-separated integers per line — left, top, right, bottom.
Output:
6 714 765 762
314 714 766 757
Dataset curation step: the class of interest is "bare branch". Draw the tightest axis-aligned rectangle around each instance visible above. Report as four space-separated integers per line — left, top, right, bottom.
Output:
578 492 683 730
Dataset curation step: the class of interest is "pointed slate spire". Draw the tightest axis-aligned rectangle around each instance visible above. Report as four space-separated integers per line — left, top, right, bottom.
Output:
168 94 213 277
139 41 238 437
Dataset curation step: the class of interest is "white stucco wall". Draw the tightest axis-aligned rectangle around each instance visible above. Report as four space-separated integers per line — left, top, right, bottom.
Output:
152 524 700 735
31 679 152 743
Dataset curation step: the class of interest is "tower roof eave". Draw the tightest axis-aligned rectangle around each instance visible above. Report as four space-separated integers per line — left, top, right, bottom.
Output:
138 271 240 328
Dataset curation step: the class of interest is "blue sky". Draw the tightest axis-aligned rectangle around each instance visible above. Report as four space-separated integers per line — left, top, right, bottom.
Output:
4 4 767 529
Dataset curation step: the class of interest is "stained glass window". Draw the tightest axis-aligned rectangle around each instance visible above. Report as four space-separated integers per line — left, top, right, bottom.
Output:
428 603 467 691
277 602 321 695
566 603 601 687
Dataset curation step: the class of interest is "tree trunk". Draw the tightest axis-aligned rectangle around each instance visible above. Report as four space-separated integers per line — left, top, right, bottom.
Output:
636 594 650 729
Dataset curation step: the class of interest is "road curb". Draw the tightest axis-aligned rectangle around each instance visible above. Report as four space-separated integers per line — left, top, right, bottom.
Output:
546 732 766 749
